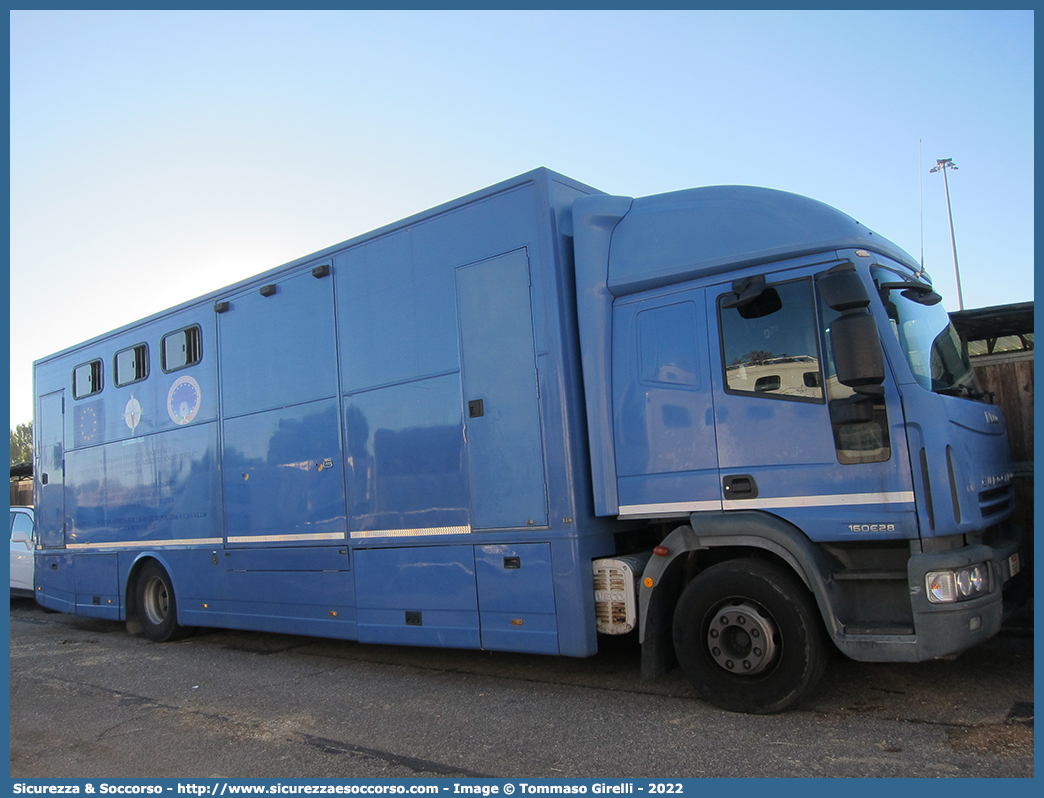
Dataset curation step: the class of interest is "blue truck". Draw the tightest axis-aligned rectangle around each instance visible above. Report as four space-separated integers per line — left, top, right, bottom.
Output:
32 168 1025 713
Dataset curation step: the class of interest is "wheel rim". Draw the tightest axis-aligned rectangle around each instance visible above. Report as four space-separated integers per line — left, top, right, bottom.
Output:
705 599 779 675
142 575 170 626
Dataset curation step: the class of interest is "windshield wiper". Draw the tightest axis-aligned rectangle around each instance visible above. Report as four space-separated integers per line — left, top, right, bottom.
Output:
937 383 990 401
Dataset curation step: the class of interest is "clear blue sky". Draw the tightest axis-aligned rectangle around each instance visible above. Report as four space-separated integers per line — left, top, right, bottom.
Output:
9 9 1034 427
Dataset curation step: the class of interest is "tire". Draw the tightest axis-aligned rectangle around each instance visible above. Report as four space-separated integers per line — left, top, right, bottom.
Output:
672 558 827 714
135 563 191 642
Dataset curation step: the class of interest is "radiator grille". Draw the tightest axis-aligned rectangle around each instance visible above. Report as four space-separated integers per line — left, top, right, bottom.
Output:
979 484 1015 518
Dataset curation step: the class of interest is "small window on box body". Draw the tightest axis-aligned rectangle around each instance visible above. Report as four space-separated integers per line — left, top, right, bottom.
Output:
162 326 202 372
115 344 149 387
73 360 103 399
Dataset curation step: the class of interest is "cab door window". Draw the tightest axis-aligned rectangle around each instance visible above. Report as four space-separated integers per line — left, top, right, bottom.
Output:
718 278 824 402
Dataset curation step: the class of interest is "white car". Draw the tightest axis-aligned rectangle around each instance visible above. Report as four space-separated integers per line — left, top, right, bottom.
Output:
10 506 35 597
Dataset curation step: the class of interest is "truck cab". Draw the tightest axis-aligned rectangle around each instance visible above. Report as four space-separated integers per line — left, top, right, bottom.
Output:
575 185 1024 713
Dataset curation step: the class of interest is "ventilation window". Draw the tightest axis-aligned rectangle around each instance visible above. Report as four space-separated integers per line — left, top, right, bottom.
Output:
638 301 700 388
73 360 103 399
114 344 149 387
162 325 203 372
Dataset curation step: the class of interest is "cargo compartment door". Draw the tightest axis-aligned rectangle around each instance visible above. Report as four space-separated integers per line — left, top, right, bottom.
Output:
36 390 66 548
456 249 548 530
217 267 348 546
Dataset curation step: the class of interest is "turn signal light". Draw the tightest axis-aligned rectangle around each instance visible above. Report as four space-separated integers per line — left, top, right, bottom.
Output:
926 563 989 604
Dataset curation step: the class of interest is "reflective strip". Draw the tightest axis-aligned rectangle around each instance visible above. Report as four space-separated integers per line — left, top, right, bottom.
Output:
723 491 916 510
350 525 472 539
618 500 722 518
66 537 224 550
226 532 346 544
620 491 915 519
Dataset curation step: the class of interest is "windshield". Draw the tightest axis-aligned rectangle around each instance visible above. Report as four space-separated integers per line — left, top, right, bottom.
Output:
872 264 978 395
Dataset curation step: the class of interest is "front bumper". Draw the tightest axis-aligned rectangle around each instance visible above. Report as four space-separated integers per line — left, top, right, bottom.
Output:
908 529 1024 659
836 526 1024 663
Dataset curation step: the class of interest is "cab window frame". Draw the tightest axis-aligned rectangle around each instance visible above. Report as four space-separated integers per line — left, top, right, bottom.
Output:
717 276 826 404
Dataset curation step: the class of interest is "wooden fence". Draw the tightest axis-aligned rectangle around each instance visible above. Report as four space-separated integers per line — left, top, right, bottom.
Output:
9 477 32 507
971 350 1034 547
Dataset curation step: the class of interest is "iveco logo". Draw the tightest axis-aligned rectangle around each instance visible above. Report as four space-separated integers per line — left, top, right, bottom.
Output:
982 472 1013 489
985 411 1001 425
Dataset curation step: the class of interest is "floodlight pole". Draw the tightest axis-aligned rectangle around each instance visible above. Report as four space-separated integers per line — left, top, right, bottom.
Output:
930 158 963 310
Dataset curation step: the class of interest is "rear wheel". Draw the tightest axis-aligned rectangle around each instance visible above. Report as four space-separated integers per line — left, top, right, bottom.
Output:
673 558 826 714
135 563 191 642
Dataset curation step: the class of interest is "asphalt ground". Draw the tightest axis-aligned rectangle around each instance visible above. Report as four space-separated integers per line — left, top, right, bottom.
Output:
8 597 1033 779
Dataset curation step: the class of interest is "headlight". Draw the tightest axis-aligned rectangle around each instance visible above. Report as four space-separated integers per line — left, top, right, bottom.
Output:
968 565 986 593
926 563 990 603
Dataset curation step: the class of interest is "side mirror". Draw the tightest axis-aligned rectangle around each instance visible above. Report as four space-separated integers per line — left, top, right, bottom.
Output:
817 263 885 395
829 312 885 394
11 529 33 549
877 281 942 306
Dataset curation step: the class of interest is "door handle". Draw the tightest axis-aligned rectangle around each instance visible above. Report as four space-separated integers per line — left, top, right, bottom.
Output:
723 474 758 499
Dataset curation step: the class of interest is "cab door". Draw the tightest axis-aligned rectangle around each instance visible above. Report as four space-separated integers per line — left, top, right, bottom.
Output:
709 271 915 542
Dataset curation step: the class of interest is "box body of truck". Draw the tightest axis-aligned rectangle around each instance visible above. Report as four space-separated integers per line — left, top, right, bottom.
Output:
34 170 619 659
34 168 1024 712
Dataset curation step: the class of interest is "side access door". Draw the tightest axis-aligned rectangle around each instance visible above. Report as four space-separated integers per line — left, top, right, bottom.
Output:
36 390 66 548
218 266 348 547
35 389 75 611
215 265 352 630
456 249 548 530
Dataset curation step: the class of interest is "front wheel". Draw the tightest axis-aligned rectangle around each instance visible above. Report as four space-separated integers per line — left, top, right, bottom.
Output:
135 563 192 642
673 559 827 714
